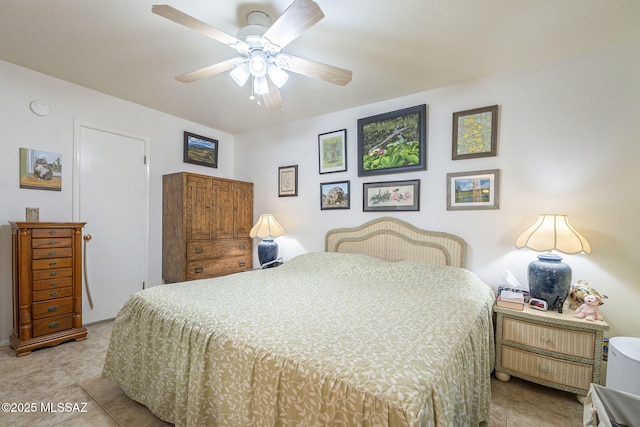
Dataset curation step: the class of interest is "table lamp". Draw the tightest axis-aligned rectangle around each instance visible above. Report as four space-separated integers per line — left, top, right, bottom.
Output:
249 214 284 268
515 214 591 310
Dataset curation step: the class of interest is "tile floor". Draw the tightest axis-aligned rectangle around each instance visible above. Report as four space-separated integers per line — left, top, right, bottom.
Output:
1 320 584 426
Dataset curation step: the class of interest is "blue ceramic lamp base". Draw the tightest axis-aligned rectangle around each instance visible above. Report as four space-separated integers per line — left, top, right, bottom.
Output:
257 237 278 268
528 253 572 310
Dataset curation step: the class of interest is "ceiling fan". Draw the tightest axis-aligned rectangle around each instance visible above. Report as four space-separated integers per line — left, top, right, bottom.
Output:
152 0 353 110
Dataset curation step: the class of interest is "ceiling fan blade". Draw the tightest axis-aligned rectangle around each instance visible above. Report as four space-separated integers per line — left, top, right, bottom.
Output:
262 0 324 49
262 78 283 110
286 55 352 86
175 58 238 83
152 5 249 51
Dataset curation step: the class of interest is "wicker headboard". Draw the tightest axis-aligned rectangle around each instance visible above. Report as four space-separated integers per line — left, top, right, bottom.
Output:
325 217 468 268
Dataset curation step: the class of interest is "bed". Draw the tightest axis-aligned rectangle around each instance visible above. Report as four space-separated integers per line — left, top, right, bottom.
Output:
102 217 495 426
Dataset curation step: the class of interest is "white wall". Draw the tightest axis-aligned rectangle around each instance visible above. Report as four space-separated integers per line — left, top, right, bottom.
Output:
0 60 233 345
235 42 640 339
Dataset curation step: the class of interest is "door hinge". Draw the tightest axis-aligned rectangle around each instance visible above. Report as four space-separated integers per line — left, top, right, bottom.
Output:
142 281 146 289
144 155 147 165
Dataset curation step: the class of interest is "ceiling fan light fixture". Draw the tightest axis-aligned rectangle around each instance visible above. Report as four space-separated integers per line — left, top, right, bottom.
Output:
230 63 250 86
254 76 269 95
249 51 268 78
267 65 289 88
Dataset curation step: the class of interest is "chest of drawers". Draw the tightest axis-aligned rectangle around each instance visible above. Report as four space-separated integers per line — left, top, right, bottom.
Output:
494 304 609 397
9 222 88 356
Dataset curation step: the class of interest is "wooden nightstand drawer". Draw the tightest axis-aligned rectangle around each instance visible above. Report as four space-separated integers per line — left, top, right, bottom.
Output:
186 238 251 260
32 297 73 319
503 317 595 359
32 314 73 337
502 346 593 391
32 257 73 270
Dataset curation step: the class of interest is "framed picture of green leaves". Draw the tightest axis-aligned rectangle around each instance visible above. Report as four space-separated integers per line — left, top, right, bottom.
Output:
357 104 427 176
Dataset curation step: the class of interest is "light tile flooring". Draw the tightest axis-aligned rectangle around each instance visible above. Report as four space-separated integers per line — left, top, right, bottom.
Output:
1 320 584 426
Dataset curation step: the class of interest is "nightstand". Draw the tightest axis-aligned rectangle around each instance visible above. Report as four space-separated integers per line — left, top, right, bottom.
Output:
494 304 609 400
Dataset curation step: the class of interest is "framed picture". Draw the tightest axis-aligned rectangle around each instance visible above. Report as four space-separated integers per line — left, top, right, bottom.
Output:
452 105 498 160
357 104 427 176
184 131 218 168
446 169 500 211
363 179 420 212
320 180 350 210
278 165 298 197
19 148 62 191
318 129 347 174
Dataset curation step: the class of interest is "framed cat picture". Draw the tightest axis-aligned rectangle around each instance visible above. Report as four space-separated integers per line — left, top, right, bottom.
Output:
19 147 62 191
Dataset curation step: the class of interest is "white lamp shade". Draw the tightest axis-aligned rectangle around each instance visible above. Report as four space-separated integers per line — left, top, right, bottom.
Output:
515 214 591 254
254 76 269 95
230 63 250 86
267 65 289 88
249 214 284 239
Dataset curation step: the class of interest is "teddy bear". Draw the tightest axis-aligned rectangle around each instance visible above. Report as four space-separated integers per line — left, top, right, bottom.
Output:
573 294 603 321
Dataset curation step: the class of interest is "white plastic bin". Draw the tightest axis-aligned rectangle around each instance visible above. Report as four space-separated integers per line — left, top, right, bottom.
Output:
607 336 640 395
583 383 640 427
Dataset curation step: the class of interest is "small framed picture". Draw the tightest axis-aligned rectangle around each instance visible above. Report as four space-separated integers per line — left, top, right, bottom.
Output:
358 104 427 176
363 179 420 212
278 165 298 197
184 131 218 168
19 148 62 191
318 129 347 174
452 105 498 160
320 180 350 210
446 169 500 210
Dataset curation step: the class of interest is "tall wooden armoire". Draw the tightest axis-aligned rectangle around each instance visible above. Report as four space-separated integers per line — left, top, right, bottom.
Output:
162 172 254 283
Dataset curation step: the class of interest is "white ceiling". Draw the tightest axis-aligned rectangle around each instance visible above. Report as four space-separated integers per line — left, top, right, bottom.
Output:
2 0 640 134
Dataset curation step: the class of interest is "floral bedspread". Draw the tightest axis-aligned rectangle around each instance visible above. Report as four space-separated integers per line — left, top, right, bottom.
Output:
102 252 495 426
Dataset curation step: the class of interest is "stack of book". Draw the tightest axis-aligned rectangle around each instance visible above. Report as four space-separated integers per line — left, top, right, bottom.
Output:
496 290 525 310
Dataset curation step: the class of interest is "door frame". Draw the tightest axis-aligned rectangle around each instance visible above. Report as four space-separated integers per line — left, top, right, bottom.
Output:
72 119 150 291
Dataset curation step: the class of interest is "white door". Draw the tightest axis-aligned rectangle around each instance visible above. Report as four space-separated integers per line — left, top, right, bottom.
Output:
73 121 148 324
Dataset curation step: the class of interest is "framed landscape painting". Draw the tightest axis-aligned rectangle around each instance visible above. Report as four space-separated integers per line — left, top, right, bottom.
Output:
446 169 500 210
184 131 218 168
357 104 427 176
318 129 347 174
